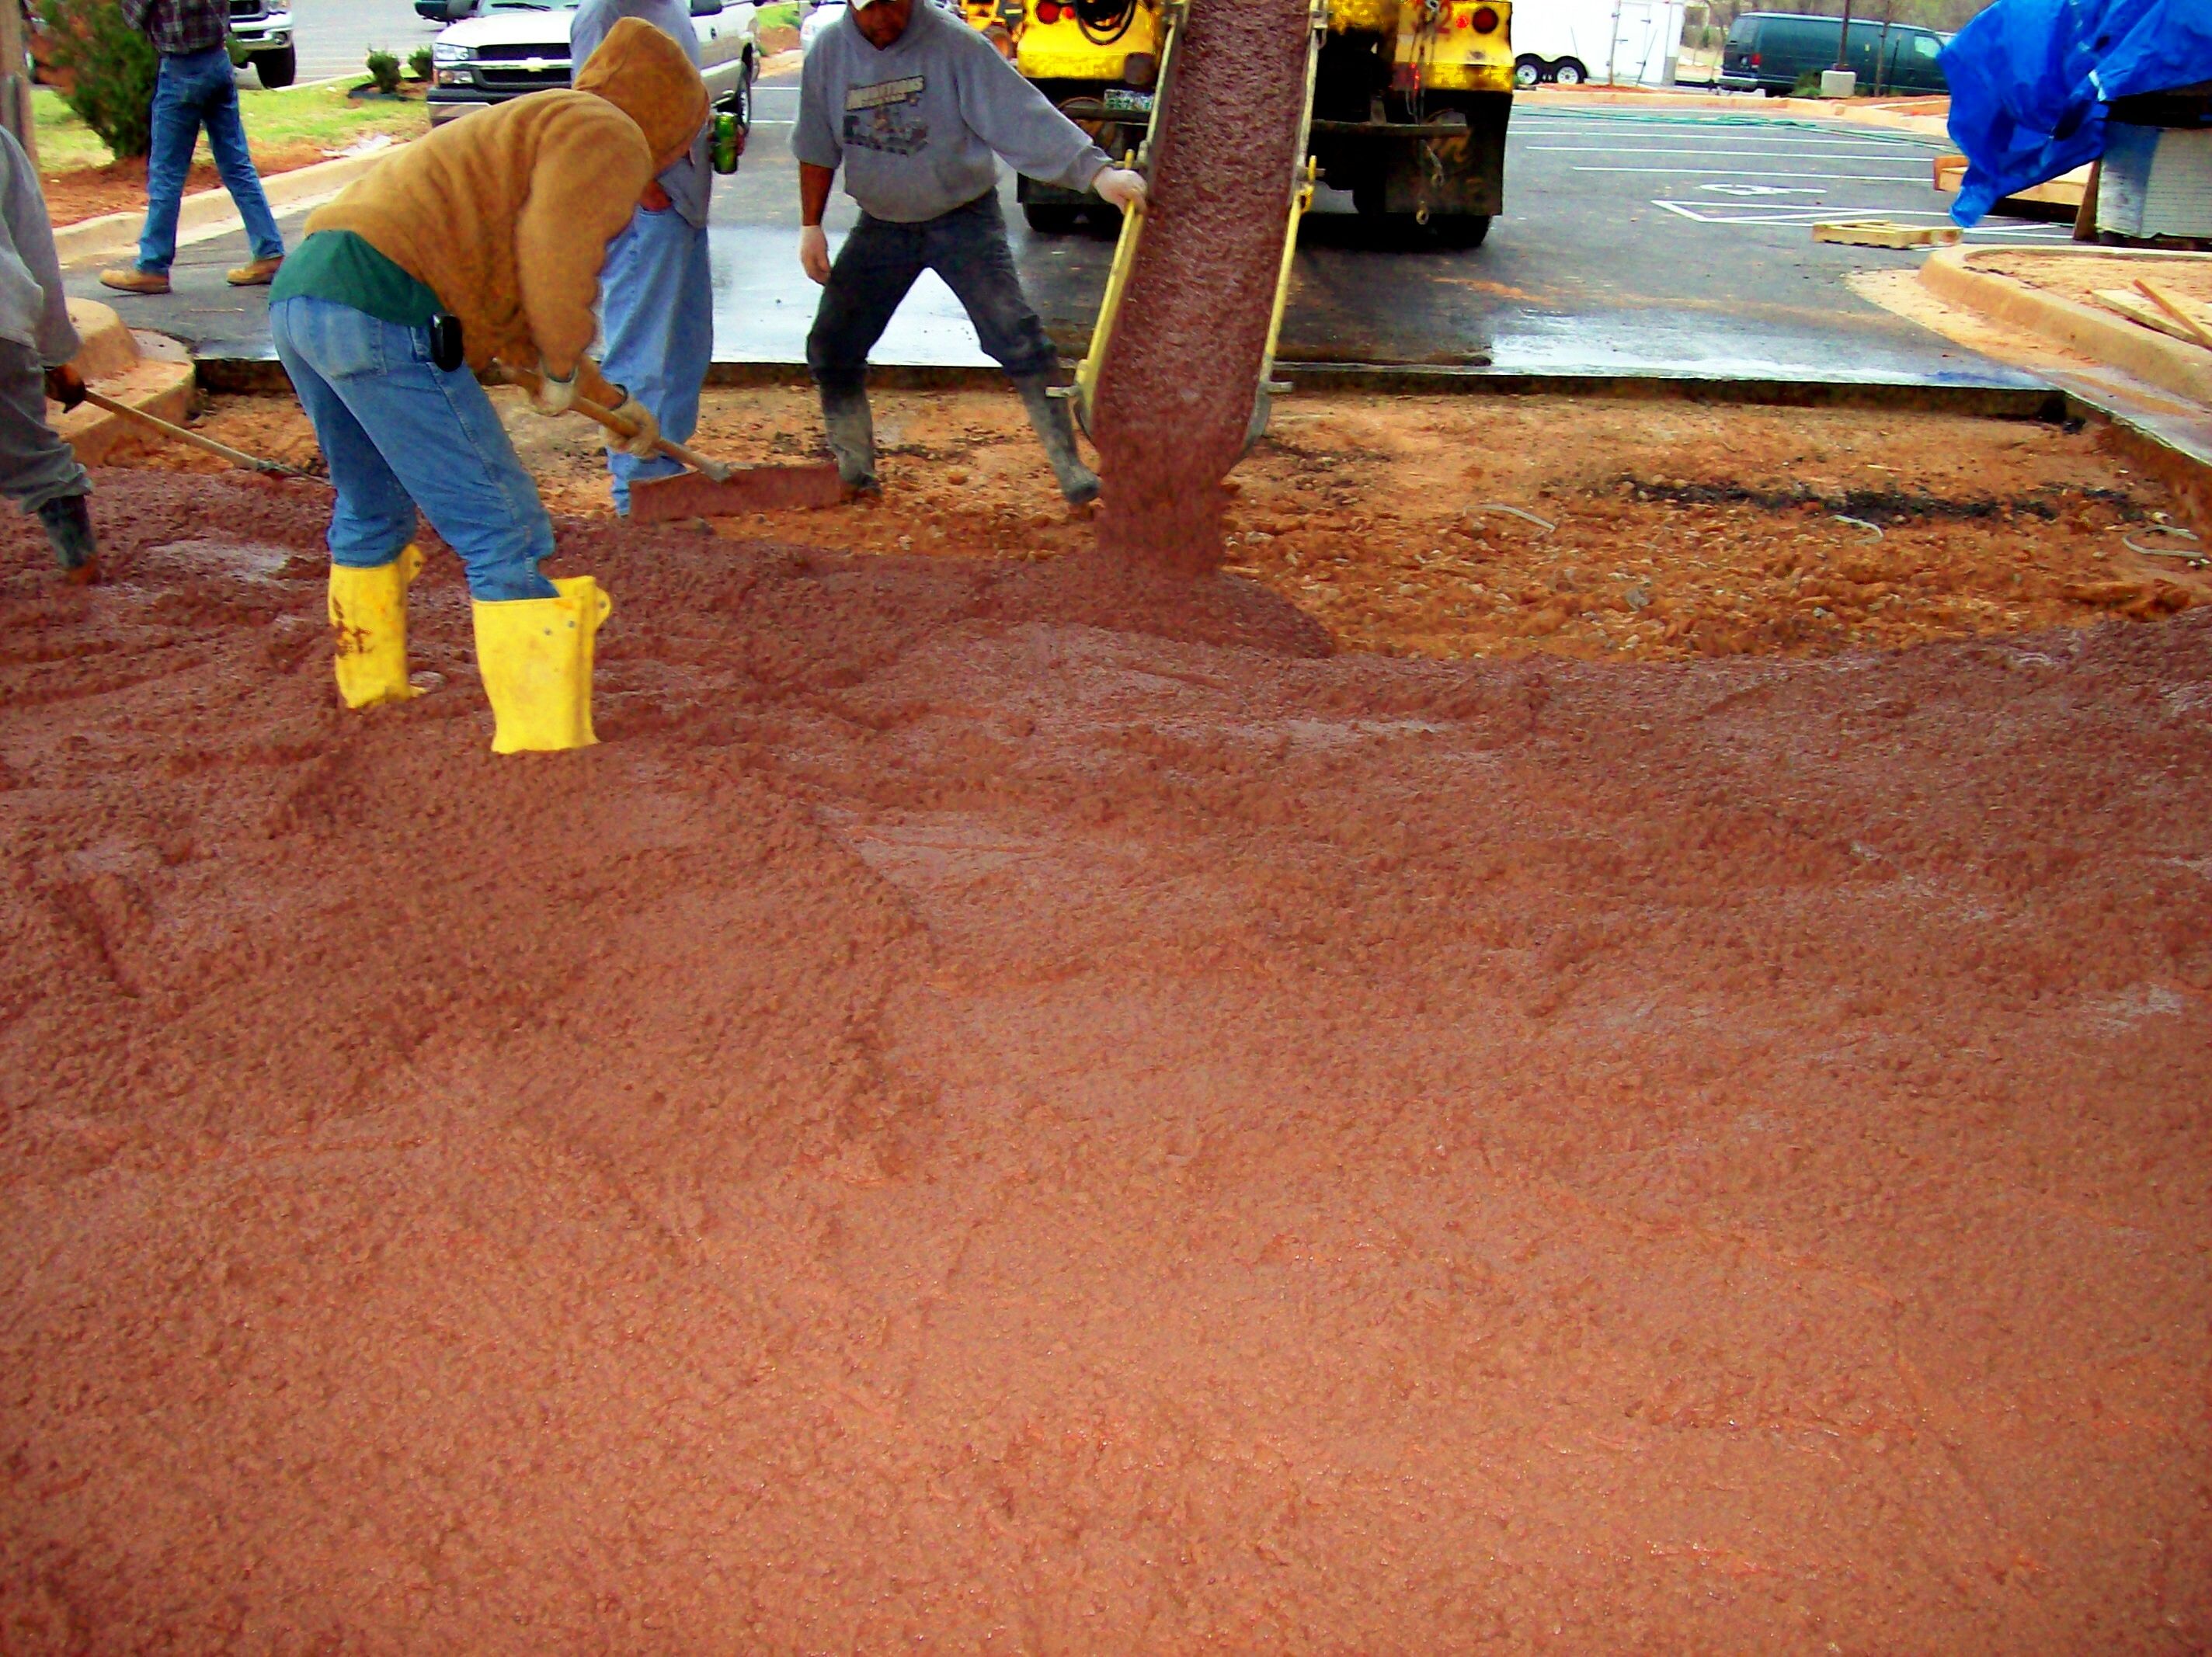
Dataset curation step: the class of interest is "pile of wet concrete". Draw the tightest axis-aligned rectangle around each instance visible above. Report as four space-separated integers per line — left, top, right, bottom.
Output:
2 467 2207 1649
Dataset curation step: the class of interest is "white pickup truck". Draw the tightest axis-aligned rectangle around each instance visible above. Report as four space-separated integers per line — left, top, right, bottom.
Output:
428 0 758 127
224 0 297 88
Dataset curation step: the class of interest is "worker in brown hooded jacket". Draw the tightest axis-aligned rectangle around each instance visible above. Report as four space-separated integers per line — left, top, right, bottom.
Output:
269 19 708 753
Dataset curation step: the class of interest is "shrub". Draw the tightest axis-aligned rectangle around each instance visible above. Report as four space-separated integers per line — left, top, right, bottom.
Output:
408 44 433 82
37 0 158 160
364 47 402 96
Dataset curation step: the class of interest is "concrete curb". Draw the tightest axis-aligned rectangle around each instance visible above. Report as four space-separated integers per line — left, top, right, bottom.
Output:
53 143 404 271
1919 245 2212 409
195 349 2062 418
56 299 197 465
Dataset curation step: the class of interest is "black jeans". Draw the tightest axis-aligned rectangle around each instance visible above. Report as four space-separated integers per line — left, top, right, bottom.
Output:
806 191 1056 396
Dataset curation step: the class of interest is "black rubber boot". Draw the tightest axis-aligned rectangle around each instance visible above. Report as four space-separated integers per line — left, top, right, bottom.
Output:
37 494 98 584
1014 373 1100 506
819 384 877 494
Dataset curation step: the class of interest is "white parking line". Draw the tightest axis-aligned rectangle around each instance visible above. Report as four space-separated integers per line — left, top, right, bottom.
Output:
1517 117 1926 134
1518 127 1934 150
1574 166 1929 179
1528 147 1940 160
1652 199 2075 238
1654 200 1933 221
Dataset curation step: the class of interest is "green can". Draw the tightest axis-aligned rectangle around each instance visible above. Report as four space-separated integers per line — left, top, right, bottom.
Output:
711 111 744 175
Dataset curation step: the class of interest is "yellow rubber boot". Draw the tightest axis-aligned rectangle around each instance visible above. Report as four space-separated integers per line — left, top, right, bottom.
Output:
328 544 426 710
470 575 612 754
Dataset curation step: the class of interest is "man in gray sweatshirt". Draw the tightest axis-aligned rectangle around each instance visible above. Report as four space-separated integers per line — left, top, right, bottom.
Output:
792 0 1145 501
0 128 98 582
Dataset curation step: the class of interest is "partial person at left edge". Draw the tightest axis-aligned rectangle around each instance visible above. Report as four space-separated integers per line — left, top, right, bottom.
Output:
0 126 99 582
99 0 286 298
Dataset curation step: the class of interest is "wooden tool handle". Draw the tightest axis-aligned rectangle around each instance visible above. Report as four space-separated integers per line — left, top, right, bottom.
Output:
568 391 725 478
495 363 728 479
79 386 307 476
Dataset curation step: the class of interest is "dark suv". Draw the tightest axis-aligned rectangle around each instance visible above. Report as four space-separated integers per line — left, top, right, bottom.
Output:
1721 12 1948 96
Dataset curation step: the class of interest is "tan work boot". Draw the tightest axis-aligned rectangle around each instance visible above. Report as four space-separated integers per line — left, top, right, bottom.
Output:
227 255 283 287
99 266 170 296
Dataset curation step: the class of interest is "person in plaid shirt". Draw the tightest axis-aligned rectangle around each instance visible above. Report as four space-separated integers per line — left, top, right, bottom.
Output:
99 0 286 297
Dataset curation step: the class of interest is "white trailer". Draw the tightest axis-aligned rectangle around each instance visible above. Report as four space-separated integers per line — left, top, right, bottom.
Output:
1511 0 1686 88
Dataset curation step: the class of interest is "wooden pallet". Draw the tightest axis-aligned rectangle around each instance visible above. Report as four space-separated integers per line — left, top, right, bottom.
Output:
1932 152 2092 221
1813 218 1964 248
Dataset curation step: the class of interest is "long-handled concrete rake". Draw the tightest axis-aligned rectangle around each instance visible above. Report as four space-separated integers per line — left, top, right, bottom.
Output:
495 366 846 521
78 387 314 479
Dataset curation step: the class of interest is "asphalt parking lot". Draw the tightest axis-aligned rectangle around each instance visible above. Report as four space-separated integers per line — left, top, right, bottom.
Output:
68 76 2064 389
284 0 449 85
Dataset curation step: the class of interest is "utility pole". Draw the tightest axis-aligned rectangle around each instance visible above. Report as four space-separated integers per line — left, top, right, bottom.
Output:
0 1 33 168
1835 0 1853 71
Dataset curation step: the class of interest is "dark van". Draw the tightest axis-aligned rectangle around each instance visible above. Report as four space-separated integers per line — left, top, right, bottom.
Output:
1720 12 1949 96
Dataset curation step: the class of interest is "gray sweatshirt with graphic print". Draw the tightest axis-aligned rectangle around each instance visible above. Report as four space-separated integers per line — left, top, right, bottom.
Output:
0 130 79 369
792 1 1111 224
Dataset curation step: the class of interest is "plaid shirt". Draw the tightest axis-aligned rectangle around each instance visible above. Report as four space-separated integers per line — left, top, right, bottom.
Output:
119 0 231 57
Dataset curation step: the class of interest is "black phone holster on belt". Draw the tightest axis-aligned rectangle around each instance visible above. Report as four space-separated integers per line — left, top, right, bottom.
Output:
428 313 465 373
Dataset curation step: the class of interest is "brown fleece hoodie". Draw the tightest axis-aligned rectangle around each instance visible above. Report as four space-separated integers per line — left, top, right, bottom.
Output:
304 18 707 404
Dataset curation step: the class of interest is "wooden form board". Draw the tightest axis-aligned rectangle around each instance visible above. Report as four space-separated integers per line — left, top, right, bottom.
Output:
1932 152 2091 210
2095 286 2212 349
1813 219 1963 248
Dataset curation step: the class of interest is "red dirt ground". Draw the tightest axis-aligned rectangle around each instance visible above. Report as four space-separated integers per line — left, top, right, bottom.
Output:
191 387 2212 664
2 469 2209 1652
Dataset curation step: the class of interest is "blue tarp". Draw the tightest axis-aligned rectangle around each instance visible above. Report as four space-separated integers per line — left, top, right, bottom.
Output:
1942 0 2212 225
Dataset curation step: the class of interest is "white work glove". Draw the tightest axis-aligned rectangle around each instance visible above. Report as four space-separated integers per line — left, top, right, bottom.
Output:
603 392 662 460
1094 167 1148 212
530 361 578 416
799 224 832 286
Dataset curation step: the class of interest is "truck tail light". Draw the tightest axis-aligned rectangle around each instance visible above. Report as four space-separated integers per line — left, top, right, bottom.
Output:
1036 1 1063 19
1750 50 1762 64
1471 5 1498 30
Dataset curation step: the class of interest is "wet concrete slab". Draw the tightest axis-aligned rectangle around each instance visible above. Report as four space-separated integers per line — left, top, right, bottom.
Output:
66 85 2054 394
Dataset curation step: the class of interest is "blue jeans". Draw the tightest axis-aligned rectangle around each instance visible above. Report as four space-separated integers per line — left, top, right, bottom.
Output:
598 207 712 515
806 190 1056 397
270 296 558 603
138 46 285 276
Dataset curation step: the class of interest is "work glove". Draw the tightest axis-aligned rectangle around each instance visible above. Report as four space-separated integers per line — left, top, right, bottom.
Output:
1094 167 1148 211
530 361 578 416
799 224 832 286
603 393 662 460
43 363 86 411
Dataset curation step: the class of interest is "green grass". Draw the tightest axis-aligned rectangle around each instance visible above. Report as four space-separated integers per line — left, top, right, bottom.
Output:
756 2 801 31
31 82 426 174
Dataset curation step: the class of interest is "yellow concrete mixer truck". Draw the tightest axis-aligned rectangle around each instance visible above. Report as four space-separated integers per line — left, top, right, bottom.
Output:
999 0 1513 245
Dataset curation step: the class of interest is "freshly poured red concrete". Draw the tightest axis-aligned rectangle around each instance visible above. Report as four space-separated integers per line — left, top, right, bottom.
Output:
2 471 2208 1652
